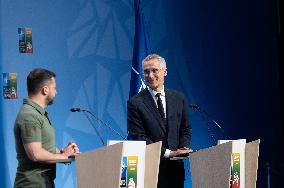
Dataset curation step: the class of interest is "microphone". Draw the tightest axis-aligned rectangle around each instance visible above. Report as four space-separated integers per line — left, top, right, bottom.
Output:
70 108 81 112
70 108 127 144
189 103 230 144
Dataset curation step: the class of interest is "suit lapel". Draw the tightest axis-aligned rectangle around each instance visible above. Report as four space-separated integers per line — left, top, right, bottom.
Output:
142 89 167 133
165 89 175 127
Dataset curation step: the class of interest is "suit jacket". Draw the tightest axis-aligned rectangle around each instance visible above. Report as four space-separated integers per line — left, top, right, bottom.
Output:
127 88 191 155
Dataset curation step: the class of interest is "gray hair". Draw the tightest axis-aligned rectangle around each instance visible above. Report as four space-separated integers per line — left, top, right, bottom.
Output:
142 54 167 68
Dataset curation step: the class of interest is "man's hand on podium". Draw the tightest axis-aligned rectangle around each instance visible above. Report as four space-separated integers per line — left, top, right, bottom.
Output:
169 147 193 158
61 141 81 159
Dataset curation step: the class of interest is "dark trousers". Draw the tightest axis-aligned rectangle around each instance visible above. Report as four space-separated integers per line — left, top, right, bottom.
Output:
14 172 55 188
157 160 185 188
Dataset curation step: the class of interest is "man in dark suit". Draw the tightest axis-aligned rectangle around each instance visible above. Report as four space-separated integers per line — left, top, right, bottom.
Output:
127 54 192 188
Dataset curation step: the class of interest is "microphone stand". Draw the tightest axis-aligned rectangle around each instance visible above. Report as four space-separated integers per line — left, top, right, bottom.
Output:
190 104 229 145
82 110 105 146
82 109 127 140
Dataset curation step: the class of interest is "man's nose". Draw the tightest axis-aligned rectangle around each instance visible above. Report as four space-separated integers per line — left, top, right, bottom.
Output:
148 71 155 78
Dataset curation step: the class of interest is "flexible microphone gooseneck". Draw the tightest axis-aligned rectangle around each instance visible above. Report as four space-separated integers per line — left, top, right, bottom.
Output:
189 104 223 129
71 108 105 146
70 108 127 144
189 104 229 144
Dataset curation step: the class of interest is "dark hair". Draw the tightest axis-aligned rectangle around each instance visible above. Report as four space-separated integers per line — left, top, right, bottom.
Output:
27 68 56 96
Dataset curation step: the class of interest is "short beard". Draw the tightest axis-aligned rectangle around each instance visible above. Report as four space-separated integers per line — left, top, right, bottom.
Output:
46 96 54 106
47 99 54 106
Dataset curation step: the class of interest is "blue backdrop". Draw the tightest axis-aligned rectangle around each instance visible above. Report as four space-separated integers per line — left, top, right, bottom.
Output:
0 0 282 187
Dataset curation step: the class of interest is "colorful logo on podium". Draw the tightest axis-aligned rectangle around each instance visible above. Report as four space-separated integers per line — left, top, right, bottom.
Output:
231 153 240 188
120 156 138 188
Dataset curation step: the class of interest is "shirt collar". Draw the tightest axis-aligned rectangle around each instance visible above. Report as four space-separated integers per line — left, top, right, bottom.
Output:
23 98 47 116
147 86 165 98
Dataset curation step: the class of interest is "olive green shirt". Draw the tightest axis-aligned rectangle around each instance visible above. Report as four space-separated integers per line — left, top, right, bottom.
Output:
14 98 56 187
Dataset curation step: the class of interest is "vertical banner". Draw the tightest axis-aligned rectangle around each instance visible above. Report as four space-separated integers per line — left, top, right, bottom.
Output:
25 28 33 53
120 157 127 188
231 153 241 188
18 28 26 53
2 72 18 99
127 156 138 188
18 27 33 53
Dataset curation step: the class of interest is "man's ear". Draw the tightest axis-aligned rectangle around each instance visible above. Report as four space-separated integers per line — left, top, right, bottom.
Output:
164 68 168 76
41 86 49 95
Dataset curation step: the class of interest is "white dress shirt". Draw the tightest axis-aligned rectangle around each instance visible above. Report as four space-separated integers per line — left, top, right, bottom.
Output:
147 86 166 118
147 86 170 158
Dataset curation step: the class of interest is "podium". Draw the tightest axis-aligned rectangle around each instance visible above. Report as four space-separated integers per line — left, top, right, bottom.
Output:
188 139 260 188
75 141 162 188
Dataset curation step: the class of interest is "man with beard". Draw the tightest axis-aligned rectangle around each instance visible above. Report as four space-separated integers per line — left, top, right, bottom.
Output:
13 68 80 188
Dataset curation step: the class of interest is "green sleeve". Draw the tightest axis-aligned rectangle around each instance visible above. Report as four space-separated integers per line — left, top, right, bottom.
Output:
19 119 42 143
